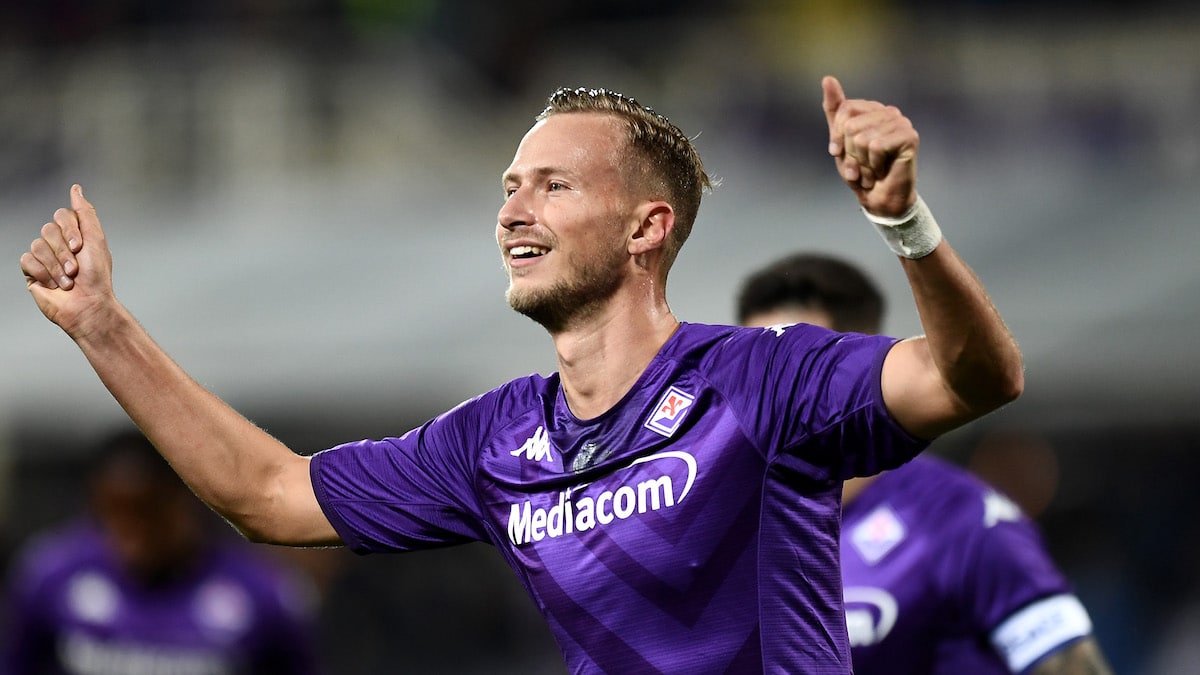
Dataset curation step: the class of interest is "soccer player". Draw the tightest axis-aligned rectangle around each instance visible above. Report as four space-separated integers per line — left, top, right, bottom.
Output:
737 252 1113 675
19 76 1024 673
1 428 318 674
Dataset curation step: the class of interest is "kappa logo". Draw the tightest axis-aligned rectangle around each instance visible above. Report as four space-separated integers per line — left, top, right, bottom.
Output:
511 426 555 463
983 490 1022 528
643 386 696 438
764 322 796 337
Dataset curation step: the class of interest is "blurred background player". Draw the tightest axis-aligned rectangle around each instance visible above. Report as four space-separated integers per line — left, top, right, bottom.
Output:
1 427 319 675
736 252 1112 675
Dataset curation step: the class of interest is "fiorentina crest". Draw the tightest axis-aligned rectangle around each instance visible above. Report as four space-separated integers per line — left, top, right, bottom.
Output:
644 386 695 438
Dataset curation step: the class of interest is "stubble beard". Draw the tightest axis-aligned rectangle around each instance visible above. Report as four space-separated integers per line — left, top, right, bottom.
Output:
506 245 627 333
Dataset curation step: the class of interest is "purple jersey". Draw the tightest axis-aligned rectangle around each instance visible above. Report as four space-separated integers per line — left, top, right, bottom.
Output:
2 522 317 675
311 321 927 673
842 455 1094 674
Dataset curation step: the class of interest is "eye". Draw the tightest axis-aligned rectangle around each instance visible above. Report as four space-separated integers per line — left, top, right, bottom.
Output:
548 181 566 192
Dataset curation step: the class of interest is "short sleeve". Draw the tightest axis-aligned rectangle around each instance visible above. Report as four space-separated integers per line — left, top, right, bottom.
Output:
310 404 491 554
949 491 1083 671
709 324 927 480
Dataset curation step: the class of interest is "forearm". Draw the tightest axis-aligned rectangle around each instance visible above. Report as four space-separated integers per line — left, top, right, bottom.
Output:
21 186 331 543
74 303 311 542
900 240 1024 416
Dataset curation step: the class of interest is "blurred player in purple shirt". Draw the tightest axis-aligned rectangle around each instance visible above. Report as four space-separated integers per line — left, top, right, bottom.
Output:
737 252 1112 674
1 429 318 675
21 77 1025 673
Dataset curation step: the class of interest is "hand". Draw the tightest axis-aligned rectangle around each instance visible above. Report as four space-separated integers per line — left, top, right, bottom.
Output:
20 184 117 339
822 76 919 218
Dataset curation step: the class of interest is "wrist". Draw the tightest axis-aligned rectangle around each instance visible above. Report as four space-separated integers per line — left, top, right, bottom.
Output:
863 196 942 259
70 299 134 346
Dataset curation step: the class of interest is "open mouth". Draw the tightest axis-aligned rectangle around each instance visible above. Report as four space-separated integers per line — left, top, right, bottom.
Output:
510 245 549 260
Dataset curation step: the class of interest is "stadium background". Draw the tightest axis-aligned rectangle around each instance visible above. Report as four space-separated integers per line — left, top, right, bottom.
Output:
1 1 1197 672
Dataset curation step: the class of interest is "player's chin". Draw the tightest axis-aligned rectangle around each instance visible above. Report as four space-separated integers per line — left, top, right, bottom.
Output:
506 285 552 316
506 281 536 303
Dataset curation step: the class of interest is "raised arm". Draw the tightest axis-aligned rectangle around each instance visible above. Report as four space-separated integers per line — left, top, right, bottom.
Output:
20 185 339 546
822 76 1024 439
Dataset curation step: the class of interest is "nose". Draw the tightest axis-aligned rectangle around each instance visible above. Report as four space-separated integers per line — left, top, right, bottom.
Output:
498 186 533 231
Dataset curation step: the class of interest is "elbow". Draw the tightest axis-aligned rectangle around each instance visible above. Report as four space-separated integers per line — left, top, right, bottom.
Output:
1000 364 1025 404
967 357 1025 415
205 480 292 545
228 509 294 546
233 493 297 546
220 457 324 547
211 504 280 545
238 526 278 545
994 345 1026 405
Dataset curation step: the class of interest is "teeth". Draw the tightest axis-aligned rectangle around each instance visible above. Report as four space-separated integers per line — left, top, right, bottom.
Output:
511 245 549 258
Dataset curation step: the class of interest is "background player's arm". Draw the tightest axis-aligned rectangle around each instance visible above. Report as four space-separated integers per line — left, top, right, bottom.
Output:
1028 637 1113 675
822 76 1023 439
20 186 339 546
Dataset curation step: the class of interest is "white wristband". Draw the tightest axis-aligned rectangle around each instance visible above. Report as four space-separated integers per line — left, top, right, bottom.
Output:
863 196 943 259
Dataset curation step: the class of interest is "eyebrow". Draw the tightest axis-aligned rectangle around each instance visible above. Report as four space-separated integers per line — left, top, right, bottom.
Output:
501 166 574 187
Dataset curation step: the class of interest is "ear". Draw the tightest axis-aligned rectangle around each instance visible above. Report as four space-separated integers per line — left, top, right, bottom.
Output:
628 201 674 255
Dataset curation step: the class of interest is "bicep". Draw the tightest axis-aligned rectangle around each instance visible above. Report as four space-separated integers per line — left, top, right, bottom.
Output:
249 453 342 547
880 336 972 439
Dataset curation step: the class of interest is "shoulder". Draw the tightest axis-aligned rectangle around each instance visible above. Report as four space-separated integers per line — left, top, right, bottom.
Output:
440 372 553 422
656 322 740 365
889 458 1065 591
898 456 1000 504
314 374 556 478
675 321 839 375
868 457 1028 533
704 320 898 373
492 372 556 407
419 373 554 449
687 321 828 352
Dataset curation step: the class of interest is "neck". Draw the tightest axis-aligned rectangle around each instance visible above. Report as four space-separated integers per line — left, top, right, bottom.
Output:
552 296 679 420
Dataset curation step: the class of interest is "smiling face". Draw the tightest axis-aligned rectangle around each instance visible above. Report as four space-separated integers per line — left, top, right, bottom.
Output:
497 112 641 332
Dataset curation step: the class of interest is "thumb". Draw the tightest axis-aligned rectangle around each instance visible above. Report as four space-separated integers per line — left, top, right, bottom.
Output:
820 75 849 154
69 184 105 246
